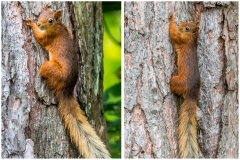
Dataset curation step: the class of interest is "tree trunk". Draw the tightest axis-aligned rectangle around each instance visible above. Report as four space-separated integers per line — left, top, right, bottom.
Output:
124 1 238 158
1 1 108 158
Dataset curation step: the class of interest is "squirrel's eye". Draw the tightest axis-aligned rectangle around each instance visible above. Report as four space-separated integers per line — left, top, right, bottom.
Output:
185 27 190 31
48 19 53 24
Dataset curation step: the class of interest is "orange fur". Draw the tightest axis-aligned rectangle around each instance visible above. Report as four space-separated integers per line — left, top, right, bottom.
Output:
27 7 110 158
169 12 200 158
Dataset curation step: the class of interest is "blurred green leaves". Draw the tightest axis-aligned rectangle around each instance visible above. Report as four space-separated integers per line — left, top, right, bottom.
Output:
103 2 121 158
103 9 121 90
103 82 121 158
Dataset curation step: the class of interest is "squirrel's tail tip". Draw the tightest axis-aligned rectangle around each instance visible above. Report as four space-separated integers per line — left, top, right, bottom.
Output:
58 97 111 158
76 120 111 158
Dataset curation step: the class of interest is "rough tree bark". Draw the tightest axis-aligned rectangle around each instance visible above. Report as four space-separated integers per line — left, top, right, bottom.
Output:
1 1 108 158
124 1 238 158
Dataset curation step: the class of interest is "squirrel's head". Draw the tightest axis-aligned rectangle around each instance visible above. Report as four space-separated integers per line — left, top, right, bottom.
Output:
177 21 199 39
37 6 62 32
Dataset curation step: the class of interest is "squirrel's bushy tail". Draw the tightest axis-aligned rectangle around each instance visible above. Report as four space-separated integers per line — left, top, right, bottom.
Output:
178 99 198 158
57 95 110 158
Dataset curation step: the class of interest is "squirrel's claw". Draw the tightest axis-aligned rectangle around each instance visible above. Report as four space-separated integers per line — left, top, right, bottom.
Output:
26 18 33 26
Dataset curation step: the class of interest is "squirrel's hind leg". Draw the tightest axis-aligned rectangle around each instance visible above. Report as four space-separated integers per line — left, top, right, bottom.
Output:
170 76 187 98
39 61 66 92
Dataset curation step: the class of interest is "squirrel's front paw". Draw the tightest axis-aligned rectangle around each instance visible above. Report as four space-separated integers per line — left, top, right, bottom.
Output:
26 18 33 26
169 12 174 20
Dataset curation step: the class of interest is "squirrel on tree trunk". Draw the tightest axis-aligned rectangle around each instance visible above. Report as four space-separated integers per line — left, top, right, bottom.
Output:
27 6 110 158
169 12 200 158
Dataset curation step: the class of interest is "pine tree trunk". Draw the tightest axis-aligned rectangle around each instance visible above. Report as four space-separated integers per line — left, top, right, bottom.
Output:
124 1 238 158
1 1 108 158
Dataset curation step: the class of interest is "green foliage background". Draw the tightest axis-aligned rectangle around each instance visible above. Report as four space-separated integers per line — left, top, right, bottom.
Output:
102 2 121 158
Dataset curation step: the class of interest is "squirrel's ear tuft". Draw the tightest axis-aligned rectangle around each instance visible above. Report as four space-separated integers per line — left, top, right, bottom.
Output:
54 10 62 22
195 21 200 26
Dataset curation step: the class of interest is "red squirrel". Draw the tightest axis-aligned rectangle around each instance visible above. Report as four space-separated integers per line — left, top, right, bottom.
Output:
169 12 200 158
27 6 110 158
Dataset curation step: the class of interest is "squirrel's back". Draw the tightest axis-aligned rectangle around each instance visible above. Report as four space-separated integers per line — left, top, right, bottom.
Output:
169 14 200 100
